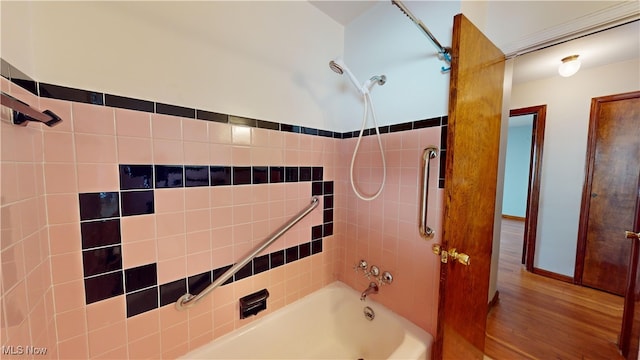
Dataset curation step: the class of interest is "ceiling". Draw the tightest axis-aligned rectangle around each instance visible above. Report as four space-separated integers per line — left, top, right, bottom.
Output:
308 1 640 84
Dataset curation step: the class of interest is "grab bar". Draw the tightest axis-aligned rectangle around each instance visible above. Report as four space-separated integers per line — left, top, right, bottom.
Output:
175 196 319 310
420 147 438 238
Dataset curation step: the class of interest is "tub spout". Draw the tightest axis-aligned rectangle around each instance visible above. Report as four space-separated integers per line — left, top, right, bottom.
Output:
360 282 379 301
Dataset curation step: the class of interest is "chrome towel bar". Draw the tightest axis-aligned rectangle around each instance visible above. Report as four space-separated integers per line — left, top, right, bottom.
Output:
420 147 438 238
175 196 319 310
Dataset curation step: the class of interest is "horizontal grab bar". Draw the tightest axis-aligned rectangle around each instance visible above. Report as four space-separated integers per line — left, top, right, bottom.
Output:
420 147 438 238
1 92 63 127
175 196 319 310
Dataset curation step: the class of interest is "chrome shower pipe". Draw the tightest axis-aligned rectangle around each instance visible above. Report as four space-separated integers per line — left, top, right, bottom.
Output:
391 0 451 59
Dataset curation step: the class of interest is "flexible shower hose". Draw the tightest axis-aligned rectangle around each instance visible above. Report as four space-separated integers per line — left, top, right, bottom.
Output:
349 92 386 201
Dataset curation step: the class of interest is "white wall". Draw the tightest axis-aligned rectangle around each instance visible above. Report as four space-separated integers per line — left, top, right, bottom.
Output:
341 1 461 131
503 117 533 217
511 57 640 276
0 1 344 130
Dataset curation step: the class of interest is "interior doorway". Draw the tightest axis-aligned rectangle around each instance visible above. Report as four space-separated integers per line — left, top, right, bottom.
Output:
504 105 546 273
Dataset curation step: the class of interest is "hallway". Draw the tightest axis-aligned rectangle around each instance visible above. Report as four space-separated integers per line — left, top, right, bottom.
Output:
485 219 625 359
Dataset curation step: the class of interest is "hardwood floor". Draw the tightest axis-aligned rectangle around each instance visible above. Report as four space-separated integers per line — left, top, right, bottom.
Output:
485 219 625 359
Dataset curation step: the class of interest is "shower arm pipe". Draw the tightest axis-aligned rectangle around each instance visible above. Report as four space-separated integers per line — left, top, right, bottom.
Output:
391 0 451 62
419 147 438 239
175 196 319 310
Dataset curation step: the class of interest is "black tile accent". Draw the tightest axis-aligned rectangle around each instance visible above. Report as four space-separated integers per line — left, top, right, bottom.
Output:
156 103 195 118
188 271 212 295
2 60 38 95
252 167 269 184
257 120 279 130
253 254 270 274
324 195 334 209
160 279 187 307
280 124 300 133
441 116 448 126
342 132 354 139
323 209 333 223
197 110 227 123
233 167 252 185
85 271 124 304
439 149 447 182
299 242 311 259
312 182 323 196
39 83 104 105
311 239 323 254
302 127 318 136
12 79 38 96
270 250 285 268
119 165 153 190
185 166 209 187
210 166 232 186
323 181 334 195
234 262 253 281
440 125 448 150
299 167 312 182
439 179 445 189
312 167 323 181
105 94 154 113
319 130 333 138
121 190 154 217
414 117 441 129
311 225 323 240
82 246 122 277
389 122 413 133
126 287 158 317
79 192 120 221
379 125 390 134
285 246 298 264
333 132 343 139
285 167 299 182
212 265 233 286
125 263 157 293
155 165 184 188
229 116 256 127
323 223 334 237
269 167 284 183
81 219 121 250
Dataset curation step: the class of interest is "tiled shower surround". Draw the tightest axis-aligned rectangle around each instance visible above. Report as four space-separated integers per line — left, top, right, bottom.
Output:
1 63 444 359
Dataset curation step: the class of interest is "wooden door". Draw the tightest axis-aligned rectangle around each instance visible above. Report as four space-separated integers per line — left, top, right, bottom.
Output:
620 173 640 359
433 14 505 359
576 91 640 295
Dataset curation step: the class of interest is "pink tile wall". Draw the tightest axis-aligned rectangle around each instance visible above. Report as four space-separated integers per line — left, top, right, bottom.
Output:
335 128 444 336
2 74 443 359
2 87 339 358
1 77 57 359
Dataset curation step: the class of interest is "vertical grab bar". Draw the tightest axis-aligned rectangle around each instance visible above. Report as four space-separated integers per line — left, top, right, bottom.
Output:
420 147 438 238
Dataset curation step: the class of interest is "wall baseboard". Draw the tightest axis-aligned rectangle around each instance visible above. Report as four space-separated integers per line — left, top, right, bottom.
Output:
502 214 526 221
488 290 500 311
532 267 574 283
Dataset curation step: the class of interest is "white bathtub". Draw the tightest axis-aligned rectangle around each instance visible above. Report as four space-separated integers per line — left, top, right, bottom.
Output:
182 281 433 359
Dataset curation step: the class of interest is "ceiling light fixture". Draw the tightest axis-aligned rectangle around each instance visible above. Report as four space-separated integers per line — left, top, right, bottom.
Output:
558 55 581 77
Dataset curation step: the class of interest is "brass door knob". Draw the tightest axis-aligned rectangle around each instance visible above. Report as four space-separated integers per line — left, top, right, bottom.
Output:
626 231 640 240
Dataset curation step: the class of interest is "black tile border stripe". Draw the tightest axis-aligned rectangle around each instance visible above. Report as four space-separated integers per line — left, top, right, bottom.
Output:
1 58 447 139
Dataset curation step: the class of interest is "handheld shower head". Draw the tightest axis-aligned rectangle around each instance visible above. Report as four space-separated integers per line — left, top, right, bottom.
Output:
329 60 344 75
328 58 366 95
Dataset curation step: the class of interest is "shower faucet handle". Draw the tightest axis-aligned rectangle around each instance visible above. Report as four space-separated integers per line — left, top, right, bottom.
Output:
353 260 368 273
378 271 393 286
364 265 380 280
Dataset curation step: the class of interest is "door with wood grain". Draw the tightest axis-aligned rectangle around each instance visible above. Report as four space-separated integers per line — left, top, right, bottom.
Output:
576 91 640 296
433 14 505 359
